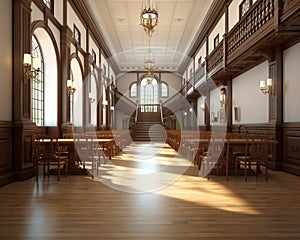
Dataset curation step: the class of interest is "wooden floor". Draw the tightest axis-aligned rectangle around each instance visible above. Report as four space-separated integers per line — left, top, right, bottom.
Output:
0 142 300 239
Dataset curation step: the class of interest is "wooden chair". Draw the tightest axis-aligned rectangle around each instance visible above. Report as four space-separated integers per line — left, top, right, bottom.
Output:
235 134 267 181
75 137 102 179
201 136 230 180
32 135 43 181
38 137 68 181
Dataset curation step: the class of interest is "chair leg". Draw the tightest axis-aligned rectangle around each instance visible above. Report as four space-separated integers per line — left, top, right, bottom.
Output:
245 163 247 181
226 161 228 181
65 162 68 177
235 161 238 178
57 162 60 181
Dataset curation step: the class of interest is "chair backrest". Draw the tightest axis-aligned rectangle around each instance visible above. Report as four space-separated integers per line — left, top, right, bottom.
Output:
247 134 264 160
39 137 57 160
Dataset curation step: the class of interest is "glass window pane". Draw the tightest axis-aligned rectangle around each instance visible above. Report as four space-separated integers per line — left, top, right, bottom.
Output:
31 35 44 126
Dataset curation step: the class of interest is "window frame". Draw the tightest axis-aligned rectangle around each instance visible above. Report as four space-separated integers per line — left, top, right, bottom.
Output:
43 0 54 13
214 34 219 49
161 82 169 98
73 24 81 46
239 0 252 19
31 35 45 126
92 49 96 64
129 82 138 98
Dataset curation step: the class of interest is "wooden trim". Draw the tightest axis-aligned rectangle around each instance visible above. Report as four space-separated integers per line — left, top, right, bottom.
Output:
68 0 119 73
0 122 14 187
282 122 300 176
32 0 62 31
239 0 252 19
179 0 233 73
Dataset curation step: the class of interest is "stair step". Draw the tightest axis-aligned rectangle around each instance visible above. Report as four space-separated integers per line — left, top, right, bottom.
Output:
132 117 165 141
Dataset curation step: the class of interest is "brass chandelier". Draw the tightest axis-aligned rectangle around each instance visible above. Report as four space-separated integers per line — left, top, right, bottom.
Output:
144 36 155 83
140 0 158 37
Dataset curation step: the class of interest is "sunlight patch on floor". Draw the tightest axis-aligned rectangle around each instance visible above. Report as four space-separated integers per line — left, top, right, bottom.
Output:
91 142 192 193
90 142 261 215
157 174 262 215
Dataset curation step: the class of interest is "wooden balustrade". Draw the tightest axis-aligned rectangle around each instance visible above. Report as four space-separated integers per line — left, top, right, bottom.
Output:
206 39 224 73
227 0 274 55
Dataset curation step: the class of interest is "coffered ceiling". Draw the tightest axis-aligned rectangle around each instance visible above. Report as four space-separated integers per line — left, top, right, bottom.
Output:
85 0 213 72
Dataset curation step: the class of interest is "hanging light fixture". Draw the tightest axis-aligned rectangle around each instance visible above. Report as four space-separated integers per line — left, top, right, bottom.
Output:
140 0 158 37
144 44 155 72
144 35 155 84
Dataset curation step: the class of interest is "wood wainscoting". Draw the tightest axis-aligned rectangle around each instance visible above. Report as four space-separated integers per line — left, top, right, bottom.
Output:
283 123 300 176
0 122 14 187
232 123 282 171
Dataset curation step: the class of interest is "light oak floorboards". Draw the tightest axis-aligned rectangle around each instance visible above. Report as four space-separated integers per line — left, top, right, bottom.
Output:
0 142 300 239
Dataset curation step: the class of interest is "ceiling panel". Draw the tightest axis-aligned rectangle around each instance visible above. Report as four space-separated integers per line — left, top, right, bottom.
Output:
85 0 213 72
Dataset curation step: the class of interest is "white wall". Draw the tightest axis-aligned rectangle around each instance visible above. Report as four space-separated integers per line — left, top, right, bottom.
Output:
232 61 269 124
195 42 206 71
161 73 181 100
54 0 64 25
0 0 12 121
117 73 138 99
187 60 194 82
67 2 86 52
283 41 300 122
48 21 60 56
228 0 241 32
208 14 225 54
101 53 108 77
117 72 181 101
31 2 44 22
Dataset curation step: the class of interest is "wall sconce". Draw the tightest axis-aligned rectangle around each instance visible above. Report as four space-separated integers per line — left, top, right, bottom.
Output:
23 53 41 81
110 106 115 111
103 100 108 106
67 79 76 96
260 78 274 95
200 103 205 111
220 87 226 106
189 107 193 113
183 111 187 116
88 92 95 103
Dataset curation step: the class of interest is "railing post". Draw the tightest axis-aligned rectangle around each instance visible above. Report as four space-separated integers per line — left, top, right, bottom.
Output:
274 0 283 35
223 33 227 71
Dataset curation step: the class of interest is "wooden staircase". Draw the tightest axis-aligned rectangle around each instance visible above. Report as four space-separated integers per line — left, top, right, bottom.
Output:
132 109 166 142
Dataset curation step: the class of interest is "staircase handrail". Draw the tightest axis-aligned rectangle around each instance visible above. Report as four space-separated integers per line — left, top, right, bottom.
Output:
135 101 139 123
159 102 163 123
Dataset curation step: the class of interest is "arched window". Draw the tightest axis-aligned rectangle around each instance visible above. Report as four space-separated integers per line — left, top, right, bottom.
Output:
130 82 137 97
140 78 158 112
31 35 44 126
161 82 168 97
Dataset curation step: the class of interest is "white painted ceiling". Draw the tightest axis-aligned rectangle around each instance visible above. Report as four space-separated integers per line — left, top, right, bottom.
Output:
85 0 213 72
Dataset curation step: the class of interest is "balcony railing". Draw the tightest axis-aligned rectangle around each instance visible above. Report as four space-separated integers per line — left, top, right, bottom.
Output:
192 0 276 89
227 0 274 55
164 0 299 108
206 39 224 73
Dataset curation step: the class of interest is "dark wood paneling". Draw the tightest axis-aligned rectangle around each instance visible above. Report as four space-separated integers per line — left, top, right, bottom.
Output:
13 121 37 181
283 123 300 176
0 122 14 187
232 123 281 171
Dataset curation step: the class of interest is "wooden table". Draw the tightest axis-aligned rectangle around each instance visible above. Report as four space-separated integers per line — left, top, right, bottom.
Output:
39 138 114 175
181 137 277 177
